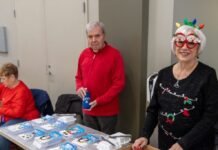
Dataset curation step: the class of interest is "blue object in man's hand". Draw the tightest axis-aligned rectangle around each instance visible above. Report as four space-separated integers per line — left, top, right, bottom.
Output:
82 91 91 109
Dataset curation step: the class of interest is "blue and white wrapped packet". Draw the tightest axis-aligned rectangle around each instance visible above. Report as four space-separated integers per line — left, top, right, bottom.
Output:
59 124 86 139
33 131 62 149
34 128 46 136
18 132 35 141
6 122 33 134
40 121 67 131
71 134 101 147
32 115 56 125
57 116 76 125
48 142 78 150
18 128 46 141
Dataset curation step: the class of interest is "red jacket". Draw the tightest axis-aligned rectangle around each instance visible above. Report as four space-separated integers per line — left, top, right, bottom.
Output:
75 44 125 116
0 81 40 122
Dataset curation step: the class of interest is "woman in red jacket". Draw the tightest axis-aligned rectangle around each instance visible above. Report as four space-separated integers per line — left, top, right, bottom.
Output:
0 63 40 150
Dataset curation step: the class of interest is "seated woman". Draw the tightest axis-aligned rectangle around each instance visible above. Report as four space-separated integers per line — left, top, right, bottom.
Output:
0 63 40 150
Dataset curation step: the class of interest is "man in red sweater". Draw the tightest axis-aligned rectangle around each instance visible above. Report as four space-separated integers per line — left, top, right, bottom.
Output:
75 21 125 134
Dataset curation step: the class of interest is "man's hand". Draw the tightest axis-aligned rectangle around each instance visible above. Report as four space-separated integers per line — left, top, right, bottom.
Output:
76 87 87 98
87 100 97 111
132 137 148 150
169 143 183 150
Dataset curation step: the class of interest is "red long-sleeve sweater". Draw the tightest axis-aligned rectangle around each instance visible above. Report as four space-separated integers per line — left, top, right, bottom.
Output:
75 43 125 116
0 81 40 122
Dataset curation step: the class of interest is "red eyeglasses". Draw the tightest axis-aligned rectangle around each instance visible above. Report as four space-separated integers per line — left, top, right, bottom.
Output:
174 33 201 49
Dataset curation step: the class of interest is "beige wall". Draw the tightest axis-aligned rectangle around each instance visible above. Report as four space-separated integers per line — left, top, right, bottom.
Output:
173 0 218 72
147 0 174 146
99 0 149 139
87 0 99 22
147 0 174 76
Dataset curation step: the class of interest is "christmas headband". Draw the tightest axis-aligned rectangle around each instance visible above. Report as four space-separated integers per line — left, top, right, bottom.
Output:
171 18 207 54
175 18 205 30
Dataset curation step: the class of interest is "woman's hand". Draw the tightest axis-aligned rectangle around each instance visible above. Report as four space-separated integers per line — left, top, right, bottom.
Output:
132 137 148 150
169 143 183 150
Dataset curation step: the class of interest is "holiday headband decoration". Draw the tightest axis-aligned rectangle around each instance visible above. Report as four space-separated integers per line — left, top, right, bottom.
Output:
175 18 205 30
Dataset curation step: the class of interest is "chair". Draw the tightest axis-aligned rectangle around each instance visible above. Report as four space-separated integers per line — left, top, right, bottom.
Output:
146 72 158 147
10 89 54 150
31 89 54 117
215 122 218 149
146 72 158 104
55 94 83 123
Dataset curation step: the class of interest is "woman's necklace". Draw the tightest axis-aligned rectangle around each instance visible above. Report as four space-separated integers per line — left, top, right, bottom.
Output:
173 61 198 88
174 80 180 88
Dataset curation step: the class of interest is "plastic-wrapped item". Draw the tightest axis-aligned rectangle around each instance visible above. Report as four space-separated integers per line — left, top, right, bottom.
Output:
96 132 131 150
32 115 56 125
18 128 46 141
60 142 77 150
109 132 131 147
96 141 114 150
59 124 86 139
40 121 67 131
34 128 46 136
57 116 76 125
18 132 35 141
48 142 78 150
33 131 62 149
71 134 101 148
6 122 33 134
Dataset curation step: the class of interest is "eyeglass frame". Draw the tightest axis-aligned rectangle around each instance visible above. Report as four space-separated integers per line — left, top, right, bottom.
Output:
173 32 201 49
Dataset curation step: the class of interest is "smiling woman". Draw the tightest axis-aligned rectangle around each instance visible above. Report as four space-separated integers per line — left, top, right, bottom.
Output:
132 18 218 150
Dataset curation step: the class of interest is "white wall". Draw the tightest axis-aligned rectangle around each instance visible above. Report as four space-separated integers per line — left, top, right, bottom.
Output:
147 0 174 76
0 0 99 66
0 0 17 65
0 0 99 106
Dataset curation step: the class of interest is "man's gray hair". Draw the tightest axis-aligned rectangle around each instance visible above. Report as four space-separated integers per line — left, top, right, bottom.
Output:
86 21 105 34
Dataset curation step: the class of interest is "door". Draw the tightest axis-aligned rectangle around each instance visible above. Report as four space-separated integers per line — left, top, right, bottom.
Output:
15 0 48 89
15 0 87 106
45 0 87 105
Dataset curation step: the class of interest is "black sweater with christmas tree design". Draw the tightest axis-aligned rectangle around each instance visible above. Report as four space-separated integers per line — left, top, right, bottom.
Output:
143 62 218 150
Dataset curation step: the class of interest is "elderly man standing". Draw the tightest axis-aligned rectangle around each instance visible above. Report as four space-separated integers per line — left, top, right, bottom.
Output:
75 21 125 134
